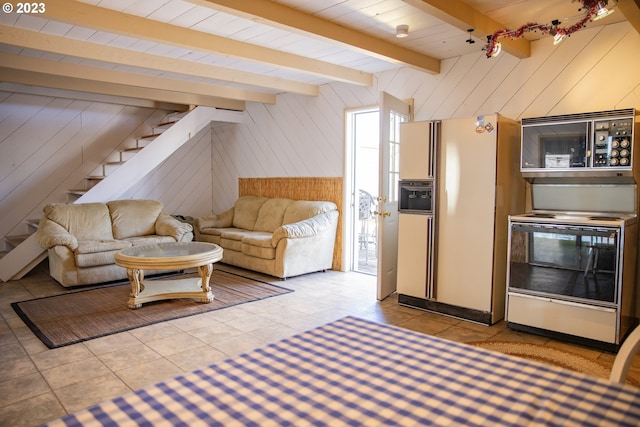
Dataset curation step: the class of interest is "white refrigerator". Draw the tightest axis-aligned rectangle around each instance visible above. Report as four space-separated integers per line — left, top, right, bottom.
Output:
397 114 526 325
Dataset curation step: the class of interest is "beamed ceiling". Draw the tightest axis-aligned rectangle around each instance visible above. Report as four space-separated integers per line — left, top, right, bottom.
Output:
1 0 639 110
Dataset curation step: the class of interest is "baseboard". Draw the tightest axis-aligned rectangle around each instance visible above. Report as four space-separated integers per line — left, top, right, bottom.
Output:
398 294 493 325
506 322 619 353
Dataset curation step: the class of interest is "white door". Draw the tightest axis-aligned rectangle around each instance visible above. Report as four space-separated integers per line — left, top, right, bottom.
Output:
377 92 410 300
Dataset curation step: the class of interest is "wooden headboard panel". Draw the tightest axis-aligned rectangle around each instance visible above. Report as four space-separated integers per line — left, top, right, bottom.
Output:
238 177 343 271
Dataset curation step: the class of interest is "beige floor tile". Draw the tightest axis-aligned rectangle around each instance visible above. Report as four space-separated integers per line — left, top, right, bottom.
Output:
30 343 93 371
115 358 182 391
55 373 131 414
83 331 142 355
0 357 39 383
98 343 162 372
0 372 50 407
145 331 207 357
435 324 497 343
166 344 228 371
169 311 221 331
0 341 27 363
41 357 112 390
128 321 189 343
248 323 301 344
187 322 245 345
211 334 268 358
0 392 66 427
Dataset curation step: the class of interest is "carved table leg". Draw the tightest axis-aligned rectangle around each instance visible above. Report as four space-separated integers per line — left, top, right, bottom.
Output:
127 268 144 309
197 263 214 303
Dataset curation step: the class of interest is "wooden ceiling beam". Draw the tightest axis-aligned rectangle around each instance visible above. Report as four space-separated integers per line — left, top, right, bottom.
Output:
617 0 640 35
0 68 247 110
186 0 440 74
0 53 269 107
403 0 531 59
0 26 318 97
0 67 246 110
41 0 372 86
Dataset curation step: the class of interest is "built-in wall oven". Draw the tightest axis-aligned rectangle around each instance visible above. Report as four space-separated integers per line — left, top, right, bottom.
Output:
507 213 638 350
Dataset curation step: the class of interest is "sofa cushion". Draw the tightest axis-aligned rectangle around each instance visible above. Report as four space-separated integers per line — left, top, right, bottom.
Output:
76 239 131 254
44 203 114 241
254 198 294 232
283 201 337 225
75 250 121 268
108 199 163 239
232 196 268 231
242 243 276 260
123 235 177 246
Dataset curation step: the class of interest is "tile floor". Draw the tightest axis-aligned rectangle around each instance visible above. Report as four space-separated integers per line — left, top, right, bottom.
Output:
1 262 639 426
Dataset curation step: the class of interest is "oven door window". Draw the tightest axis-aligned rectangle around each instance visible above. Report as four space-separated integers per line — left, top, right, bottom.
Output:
509 223 619 304
521 122 589 170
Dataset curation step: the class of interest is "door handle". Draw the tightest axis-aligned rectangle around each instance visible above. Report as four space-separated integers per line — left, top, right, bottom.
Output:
374 210 391 217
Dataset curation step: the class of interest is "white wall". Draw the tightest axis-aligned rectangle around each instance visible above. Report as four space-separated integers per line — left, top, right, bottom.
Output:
0 92 208 245
1 21 639 243
210 21 640 212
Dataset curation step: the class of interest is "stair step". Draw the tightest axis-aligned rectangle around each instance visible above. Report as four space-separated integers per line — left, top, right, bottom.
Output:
67 189 87 196
120 149 141 161
26 218 40 230
5 234 30 248
153 121 177 133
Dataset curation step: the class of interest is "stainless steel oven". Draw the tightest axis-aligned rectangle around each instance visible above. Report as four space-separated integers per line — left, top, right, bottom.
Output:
506 213 638 350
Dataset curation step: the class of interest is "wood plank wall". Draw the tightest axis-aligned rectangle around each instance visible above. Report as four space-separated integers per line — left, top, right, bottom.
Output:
238 177 343 271
2 21 640 264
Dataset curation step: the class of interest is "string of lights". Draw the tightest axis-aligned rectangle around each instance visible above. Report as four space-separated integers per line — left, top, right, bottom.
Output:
483 0 617 58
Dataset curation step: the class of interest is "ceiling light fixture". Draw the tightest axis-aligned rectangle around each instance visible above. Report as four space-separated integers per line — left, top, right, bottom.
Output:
592 1 615 20
483 0 617 58
396 24 409 38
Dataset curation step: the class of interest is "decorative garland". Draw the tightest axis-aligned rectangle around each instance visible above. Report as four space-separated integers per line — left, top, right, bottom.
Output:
484 0 615 57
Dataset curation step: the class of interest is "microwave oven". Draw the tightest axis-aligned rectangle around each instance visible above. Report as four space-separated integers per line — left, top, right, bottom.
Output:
521 109 637 178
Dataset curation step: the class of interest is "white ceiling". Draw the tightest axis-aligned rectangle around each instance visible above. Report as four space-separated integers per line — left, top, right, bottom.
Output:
0 0 637 110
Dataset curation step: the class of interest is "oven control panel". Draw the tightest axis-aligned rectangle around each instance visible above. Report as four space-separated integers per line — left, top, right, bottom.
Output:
593 118 634 167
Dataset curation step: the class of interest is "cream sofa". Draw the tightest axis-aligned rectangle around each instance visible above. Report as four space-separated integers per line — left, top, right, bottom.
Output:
194 196 339 279
36 199 193 287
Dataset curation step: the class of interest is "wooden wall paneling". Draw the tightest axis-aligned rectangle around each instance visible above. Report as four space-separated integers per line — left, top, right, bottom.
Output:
0 97 79 185
499 34 587 119
476 54 521 117
450 55 513 118
432 54 491 119
238 177 343 271
479 39 557 120
528 27 616 116
548 27 640 115
122 126 213 216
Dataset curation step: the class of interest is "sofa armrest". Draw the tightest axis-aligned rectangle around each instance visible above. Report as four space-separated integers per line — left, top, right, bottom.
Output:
36 217 78 251
195 208 234 230
155 213 194 242
272 211 338 246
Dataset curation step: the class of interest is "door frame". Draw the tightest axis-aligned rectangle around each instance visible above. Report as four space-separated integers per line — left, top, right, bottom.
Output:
343 105 379 273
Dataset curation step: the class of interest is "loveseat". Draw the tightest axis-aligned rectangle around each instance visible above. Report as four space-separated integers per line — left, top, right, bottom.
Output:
194 196 339 279
36 199 193 287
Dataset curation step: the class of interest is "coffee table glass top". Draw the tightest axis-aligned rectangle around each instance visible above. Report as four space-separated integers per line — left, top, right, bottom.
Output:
119 242 220 259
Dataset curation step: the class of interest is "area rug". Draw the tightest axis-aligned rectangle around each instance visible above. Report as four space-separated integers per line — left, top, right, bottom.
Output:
12 270 292 349
470 341 639 386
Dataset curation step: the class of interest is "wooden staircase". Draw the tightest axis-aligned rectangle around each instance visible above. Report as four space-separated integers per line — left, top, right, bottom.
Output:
65 114 187 202
0 106 243 282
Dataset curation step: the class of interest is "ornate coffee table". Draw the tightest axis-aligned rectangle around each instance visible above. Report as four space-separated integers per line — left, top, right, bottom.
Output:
115 242 223 309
